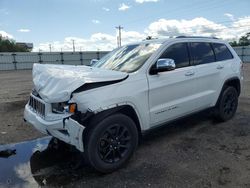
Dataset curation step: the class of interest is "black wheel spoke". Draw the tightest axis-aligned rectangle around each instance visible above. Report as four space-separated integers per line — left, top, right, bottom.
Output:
103 150 112 160
119 144 129 149
100 138 110 144
106 129 115 139
111 150 116 162
116 149 122 158
119 128 127 139
102 144 110 151
115 125 121 136
121 136 131 142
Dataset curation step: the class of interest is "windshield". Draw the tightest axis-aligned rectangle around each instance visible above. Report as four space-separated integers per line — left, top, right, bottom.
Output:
92 42 162 73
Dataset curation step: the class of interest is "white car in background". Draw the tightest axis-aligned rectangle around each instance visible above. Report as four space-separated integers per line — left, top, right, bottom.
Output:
24 36 243 173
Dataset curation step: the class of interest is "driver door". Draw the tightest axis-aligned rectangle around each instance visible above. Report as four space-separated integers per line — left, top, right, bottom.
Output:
147 42 197 126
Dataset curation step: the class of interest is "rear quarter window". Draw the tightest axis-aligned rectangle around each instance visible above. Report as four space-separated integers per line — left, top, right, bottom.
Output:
212 43 233 61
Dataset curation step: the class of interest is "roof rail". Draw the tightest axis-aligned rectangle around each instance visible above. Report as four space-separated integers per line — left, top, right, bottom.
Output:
176 36 218 39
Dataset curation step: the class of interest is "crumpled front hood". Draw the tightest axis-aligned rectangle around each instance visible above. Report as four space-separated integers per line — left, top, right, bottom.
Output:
32 63 128 103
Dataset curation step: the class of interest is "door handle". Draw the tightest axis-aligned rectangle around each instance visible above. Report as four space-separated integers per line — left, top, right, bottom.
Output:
217 65 224 69
185 71 195 76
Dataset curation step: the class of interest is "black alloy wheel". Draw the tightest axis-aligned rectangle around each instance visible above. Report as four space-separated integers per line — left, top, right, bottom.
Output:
216 86 238 121
84 113 138 173
222 90 237 116
98 123 132 163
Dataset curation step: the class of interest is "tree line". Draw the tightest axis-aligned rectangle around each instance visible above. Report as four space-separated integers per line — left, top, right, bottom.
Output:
0 36 30 52
230 32 250 47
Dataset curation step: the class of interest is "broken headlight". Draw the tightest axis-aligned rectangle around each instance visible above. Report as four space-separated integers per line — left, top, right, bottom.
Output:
52 102 77 114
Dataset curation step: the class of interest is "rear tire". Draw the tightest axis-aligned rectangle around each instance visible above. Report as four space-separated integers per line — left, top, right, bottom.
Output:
84 113 138 173
215 86 238 122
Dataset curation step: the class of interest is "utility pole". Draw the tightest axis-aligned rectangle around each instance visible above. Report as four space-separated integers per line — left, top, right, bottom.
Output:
72 39 75 52
117 36 119 47
116 25 123 47
49 44 52 52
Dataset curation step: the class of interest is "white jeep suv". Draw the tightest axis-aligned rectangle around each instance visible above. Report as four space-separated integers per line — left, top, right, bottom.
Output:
24 36 243 173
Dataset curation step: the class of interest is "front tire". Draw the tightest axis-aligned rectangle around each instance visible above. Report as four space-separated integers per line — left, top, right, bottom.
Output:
215 86 238 122
84 113 138 173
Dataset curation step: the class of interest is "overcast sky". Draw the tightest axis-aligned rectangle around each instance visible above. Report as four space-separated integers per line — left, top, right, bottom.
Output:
0 0 249 52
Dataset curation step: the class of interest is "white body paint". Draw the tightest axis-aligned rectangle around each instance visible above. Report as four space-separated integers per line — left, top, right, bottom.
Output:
24 38 243 152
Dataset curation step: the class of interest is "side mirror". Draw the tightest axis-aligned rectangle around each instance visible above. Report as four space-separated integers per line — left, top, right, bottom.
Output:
151 58 176 74
90 59 98 66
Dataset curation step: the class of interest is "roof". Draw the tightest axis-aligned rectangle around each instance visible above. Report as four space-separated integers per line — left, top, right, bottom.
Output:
126 36 226 46
175 36 218 39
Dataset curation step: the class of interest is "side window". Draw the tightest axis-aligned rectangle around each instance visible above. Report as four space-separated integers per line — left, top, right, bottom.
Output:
190 42 215 65
160 43 190 68
212 43 233 61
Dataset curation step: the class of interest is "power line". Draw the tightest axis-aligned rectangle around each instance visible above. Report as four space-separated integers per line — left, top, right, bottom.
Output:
122 0 227 26
114 0 248 40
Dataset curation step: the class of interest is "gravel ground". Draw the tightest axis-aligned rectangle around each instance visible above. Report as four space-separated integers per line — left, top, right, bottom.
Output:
0 70 42 144
0 64 250 187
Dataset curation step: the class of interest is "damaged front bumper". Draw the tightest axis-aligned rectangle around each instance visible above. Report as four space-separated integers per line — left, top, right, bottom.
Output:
24 103 85 152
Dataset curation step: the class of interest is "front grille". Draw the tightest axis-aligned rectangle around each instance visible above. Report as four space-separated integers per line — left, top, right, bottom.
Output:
29 95 46 118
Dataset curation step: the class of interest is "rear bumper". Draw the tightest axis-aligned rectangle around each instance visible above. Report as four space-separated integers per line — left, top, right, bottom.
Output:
24 104 85 152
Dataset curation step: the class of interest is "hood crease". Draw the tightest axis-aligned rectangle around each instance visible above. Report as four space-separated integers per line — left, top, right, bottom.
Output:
32 64 128 103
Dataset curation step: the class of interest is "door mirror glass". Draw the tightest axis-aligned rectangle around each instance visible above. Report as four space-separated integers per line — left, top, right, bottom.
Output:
154 58 176 73
90 59 98 66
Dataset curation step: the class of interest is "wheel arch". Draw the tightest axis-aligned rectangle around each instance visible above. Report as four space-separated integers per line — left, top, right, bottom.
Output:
216 77 241 106
83 105 142 138
222 77 241 96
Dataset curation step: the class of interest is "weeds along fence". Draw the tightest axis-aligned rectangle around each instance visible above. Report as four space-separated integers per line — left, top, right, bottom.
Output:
0 46 249 71
0 51 109 71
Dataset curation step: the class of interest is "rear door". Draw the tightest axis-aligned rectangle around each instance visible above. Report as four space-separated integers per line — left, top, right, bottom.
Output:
148 42 197 126
211 43 235 103
189 42 221 109
212 42 235 79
